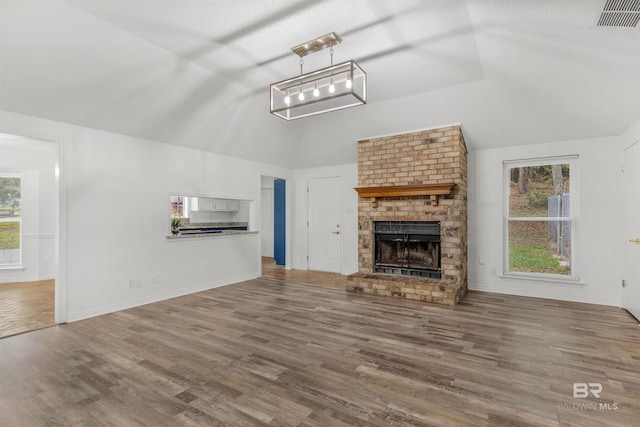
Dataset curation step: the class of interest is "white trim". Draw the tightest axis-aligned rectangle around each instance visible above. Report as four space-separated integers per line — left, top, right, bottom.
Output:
468 281 619 307
0 128 65 324
0 265 25 270
66 273 257 323
0 274 55 282
503 156 579 279
500 273 584 285
22 233 55 239
503 154 579 167
507 217 573 222
56 138 67 324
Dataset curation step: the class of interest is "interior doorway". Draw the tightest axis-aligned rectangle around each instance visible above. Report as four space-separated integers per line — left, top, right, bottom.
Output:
0 133 58 338
260 175 286 269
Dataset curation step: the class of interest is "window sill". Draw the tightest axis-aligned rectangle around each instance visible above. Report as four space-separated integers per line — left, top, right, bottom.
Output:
0 265 25 271
500 273 585 286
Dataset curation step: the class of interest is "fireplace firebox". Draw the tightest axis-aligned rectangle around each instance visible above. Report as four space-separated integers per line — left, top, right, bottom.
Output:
374 221 441 278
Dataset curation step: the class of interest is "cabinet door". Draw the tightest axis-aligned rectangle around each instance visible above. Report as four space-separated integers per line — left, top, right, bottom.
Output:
199 197 214 210
226 199 239 211
213 199 228 210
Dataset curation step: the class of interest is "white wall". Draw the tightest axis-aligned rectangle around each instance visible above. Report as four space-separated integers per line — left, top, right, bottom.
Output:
468 135 625 306
3 105 636 319
291 163 358 275
621 118 640 148
0 146 56 282
1 110 290 322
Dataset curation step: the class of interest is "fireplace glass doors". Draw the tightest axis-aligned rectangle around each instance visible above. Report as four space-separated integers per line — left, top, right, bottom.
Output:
374 221 441 278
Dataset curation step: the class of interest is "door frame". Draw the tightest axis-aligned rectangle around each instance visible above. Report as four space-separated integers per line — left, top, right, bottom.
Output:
622 139 639 320
259 187 274 258
0 130 66 324
259 174 290 272
306 175 343 273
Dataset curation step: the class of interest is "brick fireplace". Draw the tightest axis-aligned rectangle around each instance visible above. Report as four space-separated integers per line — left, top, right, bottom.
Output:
347 125 468 305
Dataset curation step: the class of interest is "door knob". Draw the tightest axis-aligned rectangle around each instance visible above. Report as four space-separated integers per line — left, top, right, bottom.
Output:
630 238 640 245
332 231 340 234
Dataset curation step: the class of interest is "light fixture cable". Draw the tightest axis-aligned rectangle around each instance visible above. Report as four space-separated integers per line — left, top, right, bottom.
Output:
328 43 336 94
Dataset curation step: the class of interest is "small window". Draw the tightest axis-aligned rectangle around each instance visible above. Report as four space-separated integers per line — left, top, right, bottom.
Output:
0 175 22 266
504 157 577 279
170 196 189 219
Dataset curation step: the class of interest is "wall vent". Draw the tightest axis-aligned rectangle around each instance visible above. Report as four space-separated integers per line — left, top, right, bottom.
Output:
597 0 640 27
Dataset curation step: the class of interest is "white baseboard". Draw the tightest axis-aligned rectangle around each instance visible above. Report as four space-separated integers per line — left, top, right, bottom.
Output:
66 272 259 323
468 281 620 307
0 274 55 283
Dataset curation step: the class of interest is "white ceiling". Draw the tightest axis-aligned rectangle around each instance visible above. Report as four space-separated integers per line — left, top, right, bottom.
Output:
1 0 639 168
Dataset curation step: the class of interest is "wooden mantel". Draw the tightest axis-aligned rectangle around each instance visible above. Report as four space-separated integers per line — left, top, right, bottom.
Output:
354 183 456 207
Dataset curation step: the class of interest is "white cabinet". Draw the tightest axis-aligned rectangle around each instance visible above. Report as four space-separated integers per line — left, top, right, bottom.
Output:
213 198 229 210
227 199 239 211
198 197 215 210
194 197 239 211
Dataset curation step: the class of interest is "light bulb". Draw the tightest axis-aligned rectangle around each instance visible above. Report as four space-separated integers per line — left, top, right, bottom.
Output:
329 82 335 94
284 95 291 105
313 84 319 97
346 79 352 89
298 90 305 101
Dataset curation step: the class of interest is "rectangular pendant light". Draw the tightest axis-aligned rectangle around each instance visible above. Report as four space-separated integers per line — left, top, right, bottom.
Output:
269 33 367 120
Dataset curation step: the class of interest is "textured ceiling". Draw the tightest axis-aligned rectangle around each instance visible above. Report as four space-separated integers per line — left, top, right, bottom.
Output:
1 0 639 168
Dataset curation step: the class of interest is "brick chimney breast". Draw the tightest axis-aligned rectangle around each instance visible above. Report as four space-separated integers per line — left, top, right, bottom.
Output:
347 126 468 305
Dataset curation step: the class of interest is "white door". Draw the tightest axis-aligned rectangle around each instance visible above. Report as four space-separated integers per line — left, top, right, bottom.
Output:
623 141 640 321
260 188 274 258
308 177 342 273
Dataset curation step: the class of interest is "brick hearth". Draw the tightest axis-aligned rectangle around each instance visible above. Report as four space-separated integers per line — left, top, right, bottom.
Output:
347 126 468 305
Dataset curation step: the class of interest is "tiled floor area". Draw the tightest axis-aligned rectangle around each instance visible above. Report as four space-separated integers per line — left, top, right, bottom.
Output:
260 257 348 289
0 279 55 339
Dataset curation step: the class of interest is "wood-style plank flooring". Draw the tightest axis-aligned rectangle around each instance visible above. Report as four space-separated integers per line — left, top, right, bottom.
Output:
0 279 638 426
0 279 55 338
260 257 347 289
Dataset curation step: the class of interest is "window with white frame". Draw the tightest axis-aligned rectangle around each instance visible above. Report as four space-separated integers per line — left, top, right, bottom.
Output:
170 195 189 219
504 156 577 279
0 175 22 266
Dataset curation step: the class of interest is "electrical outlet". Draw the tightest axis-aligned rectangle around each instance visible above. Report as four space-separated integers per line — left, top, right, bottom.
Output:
129 278 142 288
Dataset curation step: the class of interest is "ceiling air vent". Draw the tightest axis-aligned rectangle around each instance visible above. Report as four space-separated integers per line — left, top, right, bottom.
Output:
597 0 640 27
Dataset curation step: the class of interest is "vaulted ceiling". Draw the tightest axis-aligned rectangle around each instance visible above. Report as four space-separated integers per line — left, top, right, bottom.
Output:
1 0 639 168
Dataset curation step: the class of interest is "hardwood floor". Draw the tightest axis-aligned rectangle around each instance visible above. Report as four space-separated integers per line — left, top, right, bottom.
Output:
0 279 638 426
0 279 55 338
260 257 348 289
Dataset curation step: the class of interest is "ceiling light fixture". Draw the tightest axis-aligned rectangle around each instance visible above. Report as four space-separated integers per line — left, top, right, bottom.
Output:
270 32 367 120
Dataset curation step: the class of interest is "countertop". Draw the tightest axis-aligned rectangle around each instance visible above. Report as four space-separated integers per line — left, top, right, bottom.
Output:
166 230 257 240
166 221 254 240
